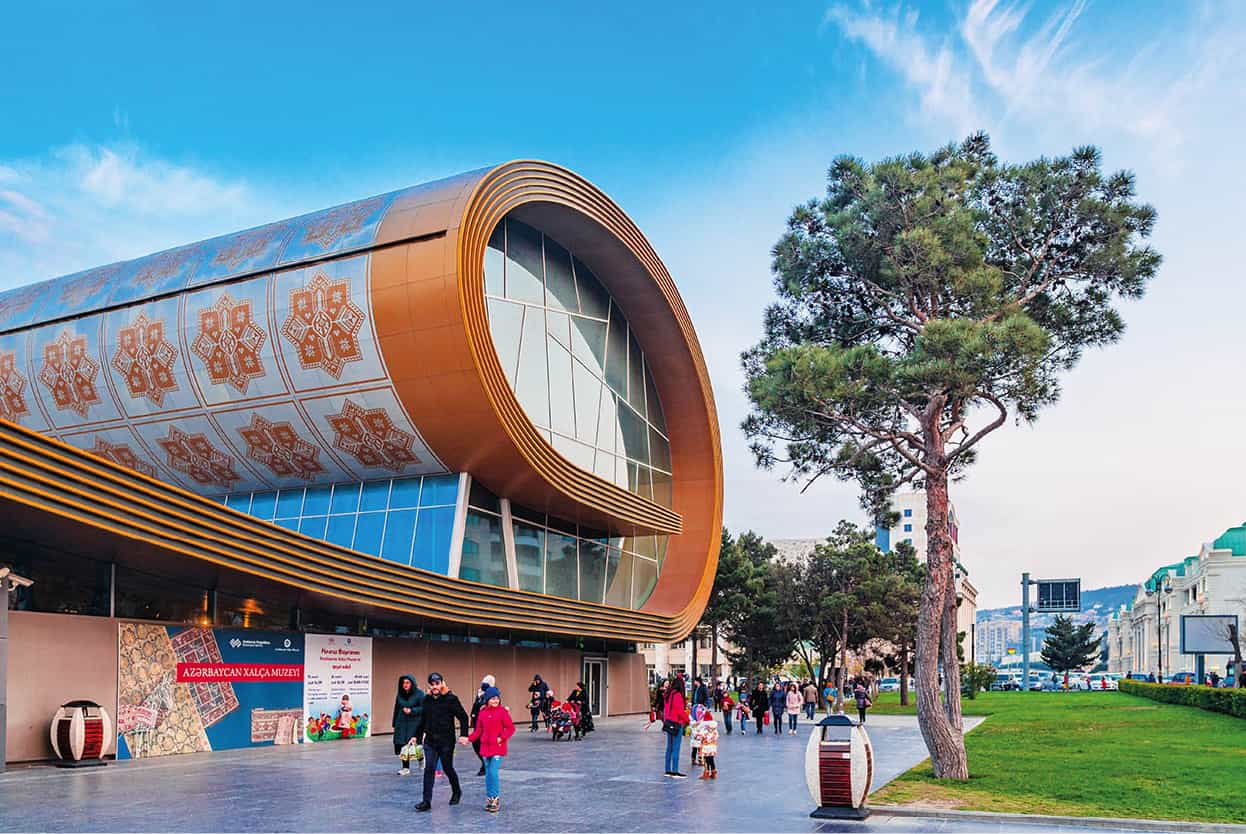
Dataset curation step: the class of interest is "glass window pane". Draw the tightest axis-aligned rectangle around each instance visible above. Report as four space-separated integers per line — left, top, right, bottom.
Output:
513 520 545 593
633 557 659 608
515 303 550 428
488 298 524 385
360 479 390 511
596 393 618 456
504 218 544 304
510 504 545 526
627 326 647 417
593 450 616 483
413 506 455 574
468 479 501 513
299 515 327 538
573 257 610 318
578 539 607 604
250 491 276 520
276 488 304 519
644 362 667 435
649 427 672 472
604 303 628 398
330 482 361 515
326 514 356 548
573 359 602 446
543 235 578 313
545 531 579 599
547 336 576 438
546 309 571 350
485 222 506 297
552 432 595 473
381 509 417 564
459 510 509 587
420 475 459 507
604 548 633 608
651 469 673 508
569 316 607 378
390 477 422 509
630 463 653 501
655 536 669 569
276 518 299 532
353 511 385 556
618 400 649 463
303 485 331 516
225 493 251 512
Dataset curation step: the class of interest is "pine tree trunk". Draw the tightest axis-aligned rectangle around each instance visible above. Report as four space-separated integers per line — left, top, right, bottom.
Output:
915 419 969 780
941 570 964 731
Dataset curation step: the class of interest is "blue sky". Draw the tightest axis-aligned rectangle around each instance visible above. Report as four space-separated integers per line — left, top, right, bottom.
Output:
3 1 1245 606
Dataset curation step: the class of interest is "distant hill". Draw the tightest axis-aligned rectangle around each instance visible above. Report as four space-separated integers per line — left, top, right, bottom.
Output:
977 583 1136 622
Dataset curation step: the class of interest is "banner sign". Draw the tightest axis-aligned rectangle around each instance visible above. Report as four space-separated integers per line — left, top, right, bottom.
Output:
1180 614 1239 655
303 634 372 742
117 624 305 759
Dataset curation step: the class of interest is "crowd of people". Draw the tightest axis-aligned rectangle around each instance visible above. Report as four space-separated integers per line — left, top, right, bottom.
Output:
650 672 876 779
389 671 595 815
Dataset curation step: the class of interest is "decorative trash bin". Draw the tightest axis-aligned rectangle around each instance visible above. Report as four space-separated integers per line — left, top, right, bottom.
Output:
50 701 112 767
805 714 873 820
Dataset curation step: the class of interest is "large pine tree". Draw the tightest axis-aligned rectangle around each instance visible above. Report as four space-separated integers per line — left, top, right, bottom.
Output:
1041 615 1103 674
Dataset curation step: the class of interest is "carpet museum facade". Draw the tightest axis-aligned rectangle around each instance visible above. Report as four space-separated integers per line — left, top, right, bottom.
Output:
0 162 721 763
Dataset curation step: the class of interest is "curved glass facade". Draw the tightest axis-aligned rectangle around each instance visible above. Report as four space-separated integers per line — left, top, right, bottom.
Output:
483 216 673 506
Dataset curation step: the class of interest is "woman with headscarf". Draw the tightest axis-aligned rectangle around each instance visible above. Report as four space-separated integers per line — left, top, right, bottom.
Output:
527 674 549 732
470 674 496 775
392 674 425 775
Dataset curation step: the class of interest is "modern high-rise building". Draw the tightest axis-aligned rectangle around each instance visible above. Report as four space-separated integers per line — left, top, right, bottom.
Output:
0 161 722 762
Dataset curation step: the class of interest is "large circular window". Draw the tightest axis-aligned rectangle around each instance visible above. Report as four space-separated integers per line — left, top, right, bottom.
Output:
482 216 672 507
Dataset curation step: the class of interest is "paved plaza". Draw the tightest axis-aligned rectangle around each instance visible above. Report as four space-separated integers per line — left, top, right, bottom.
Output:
0 712 1191 833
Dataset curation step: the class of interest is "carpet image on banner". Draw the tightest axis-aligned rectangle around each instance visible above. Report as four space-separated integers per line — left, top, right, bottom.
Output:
304 634 372 742
116 624 305 759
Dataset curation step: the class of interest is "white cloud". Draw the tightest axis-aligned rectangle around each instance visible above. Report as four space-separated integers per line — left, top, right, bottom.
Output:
0 143 287 289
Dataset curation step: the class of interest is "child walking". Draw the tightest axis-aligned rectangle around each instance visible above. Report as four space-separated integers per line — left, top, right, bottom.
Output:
465 686 515 813
697 712 719 779
689 704 706 767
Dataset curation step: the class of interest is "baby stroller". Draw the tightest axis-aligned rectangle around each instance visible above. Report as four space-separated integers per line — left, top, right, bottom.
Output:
549 700 580 741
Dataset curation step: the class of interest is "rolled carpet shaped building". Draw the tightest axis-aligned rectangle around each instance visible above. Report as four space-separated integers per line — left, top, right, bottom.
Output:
0 162 721 759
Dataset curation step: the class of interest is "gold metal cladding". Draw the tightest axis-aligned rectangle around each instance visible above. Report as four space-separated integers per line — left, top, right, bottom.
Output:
0 418 684 640
454 162 723 634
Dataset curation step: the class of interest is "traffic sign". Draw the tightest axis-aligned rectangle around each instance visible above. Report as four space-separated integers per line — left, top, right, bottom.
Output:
1036 579 1080 613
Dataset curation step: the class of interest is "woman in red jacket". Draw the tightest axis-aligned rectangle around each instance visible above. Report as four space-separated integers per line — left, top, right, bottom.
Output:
662 673 690 778
465 686 515 812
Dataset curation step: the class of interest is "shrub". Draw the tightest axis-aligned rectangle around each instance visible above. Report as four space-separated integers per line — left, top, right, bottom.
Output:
1119 679 1246 719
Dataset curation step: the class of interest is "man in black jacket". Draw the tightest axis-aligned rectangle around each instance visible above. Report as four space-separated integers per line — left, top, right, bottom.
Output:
414 672 471 812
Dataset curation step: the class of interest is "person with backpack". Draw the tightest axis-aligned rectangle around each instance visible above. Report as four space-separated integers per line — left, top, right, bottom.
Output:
466 686 515 813
662 672 690 778
392 674 424 775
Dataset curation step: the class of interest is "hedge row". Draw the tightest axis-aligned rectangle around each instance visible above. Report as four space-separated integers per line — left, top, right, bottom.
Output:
1119 679 1246 719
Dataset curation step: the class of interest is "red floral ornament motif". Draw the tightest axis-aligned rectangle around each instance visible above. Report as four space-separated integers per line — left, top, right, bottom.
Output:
133 251 188 289
39 330 102 419
112 312 179 407
0 285 42 328
280 272 364 380
213 229 275 269
327 398 420 472
191 293 267 394
157 425 240 490
238 414 325 481
61 266 119 307
90 437 157 478
0 349 31 423
301 197 382 249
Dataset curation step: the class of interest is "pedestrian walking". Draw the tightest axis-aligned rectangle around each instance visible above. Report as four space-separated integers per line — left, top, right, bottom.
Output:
392 674 425 775
414 673 470 812
650 679 670 729
802 680 818 720
689 704 705 767
769 682 785 735
469 674 495 775
466 686 515 813
662 672 690 778
721 689 735 735
785 682 802 734
853 682 871 725
748 682 767 734
527 675 549 732
692 676 709 709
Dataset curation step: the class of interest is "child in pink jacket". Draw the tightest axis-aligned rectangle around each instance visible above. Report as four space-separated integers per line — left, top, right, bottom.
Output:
465 687 515 812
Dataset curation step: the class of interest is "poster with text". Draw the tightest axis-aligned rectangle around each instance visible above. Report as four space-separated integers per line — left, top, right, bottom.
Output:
303 634 373 742
116 624 305 759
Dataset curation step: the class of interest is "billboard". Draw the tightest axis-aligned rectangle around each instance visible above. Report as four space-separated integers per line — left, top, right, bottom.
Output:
304 634 373 742
116 624 304 759
1036 579 1080 613
1180 614 1239 655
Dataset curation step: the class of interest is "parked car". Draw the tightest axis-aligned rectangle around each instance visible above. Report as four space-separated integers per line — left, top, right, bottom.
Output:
1027 673 1045 691
990 673 1018 691
878 677 900 693
1167 672 1197 686
1086 674 1118 690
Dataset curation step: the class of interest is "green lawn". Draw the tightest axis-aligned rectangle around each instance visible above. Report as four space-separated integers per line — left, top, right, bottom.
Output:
869 690 1246 823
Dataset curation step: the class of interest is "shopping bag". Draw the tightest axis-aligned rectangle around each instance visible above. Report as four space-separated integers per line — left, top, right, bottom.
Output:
763 709 770 725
